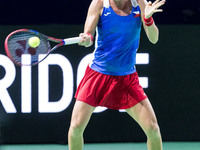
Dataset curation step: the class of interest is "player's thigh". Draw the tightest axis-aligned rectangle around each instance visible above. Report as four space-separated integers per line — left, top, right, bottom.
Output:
126 98 158 132
70 100 95 129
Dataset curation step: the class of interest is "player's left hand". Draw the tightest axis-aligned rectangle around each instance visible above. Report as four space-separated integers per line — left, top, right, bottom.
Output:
144 0 166 19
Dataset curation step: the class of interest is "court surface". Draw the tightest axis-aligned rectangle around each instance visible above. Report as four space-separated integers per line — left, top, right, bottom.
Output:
1 142 200 150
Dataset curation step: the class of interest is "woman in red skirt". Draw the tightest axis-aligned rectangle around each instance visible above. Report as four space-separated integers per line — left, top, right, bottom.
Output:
68 0 165 150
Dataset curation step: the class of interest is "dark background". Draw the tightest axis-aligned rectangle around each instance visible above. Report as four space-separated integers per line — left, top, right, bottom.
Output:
0 0 200 144
0 0 199 25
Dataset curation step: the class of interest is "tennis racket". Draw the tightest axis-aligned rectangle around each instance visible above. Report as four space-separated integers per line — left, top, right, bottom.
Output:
4 29 82 66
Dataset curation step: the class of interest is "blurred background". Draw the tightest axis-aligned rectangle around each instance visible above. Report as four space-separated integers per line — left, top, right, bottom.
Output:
0 0 200 146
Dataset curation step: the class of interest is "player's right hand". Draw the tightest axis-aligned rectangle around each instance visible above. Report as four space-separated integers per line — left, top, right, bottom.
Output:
78 33 93 47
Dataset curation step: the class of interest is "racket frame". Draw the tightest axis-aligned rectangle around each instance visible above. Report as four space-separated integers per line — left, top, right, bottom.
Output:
4 29 81 66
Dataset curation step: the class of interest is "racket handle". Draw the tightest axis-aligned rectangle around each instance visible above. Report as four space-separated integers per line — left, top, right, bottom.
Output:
63 37 82 45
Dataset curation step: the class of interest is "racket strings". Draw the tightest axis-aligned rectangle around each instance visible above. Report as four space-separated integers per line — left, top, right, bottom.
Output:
7 31 51 65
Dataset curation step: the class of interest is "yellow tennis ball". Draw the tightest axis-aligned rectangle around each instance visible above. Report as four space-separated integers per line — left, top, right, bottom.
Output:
28 36 40 48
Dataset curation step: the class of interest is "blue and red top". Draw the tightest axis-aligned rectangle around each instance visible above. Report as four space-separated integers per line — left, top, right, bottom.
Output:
89 0 142 76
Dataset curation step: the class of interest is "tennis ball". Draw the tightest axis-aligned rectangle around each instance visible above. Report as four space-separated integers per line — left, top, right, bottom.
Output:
28 36 40 48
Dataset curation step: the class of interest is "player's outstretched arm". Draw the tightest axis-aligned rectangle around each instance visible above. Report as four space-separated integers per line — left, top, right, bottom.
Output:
79 0 103 47
138 0 166 44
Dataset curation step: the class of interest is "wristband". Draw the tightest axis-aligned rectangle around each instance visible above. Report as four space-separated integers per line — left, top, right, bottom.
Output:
143 15 154 26
86 33 94 42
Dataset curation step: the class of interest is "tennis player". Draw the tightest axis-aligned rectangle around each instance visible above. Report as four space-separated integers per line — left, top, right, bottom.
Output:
68 0 165 150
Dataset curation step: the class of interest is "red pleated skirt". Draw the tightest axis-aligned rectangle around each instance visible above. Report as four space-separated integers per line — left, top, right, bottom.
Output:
75 66 147 110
